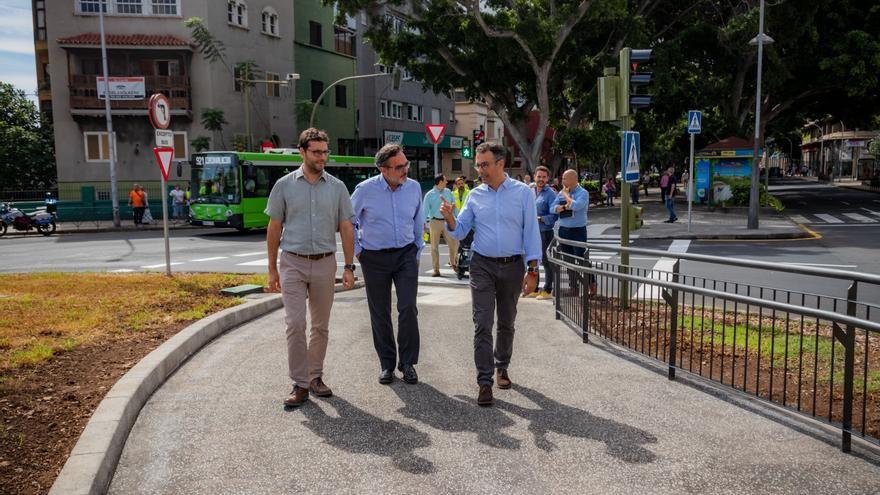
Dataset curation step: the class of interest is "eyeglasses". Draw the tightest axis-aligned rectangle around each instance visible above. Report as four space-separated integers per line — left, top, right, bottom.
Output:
382 162 410 172
474 161 495 170
306 149 330 156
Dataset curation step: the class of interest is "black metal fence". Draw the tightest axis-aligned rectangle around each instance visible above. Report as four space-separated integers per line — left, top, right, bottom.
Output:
550 238 880 452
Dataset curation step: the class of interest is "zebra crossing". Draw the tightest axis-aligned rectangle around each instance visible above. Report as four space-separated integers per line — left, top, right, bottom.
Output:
789 208 880 225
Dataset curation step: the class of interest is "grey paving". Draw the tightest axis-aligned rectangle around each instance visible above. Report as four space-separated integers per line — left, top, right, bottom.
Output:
109 285 880 494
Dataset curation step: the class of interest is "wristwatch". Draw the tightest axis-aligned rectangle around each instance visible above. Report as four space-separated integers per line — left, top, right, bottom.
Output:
343 264 356 272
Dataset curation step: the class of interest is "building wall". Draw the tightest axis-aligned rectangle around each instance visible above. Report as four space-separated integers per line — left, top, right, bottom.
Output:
42 1 295 199
294 0 356 154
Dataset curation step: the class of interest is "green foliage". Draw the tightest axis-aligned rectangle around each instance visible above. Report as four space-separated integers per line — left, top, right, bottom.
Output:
185 17 226 65
0 82 56 190
718 177 784 212
190 136 211 152
199 108 228 149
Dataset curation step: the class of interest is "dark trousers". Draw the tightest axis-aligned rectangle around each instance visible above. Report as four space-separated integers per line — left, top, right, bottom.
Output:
558 225 591 289
539 230 554 293
470 253 525 385
359 244 420 370
133 206 146 225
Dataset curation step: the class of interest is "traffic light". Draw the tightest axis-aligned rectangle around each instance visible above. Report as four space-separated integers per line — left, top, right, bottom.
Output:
471 128 485 158
618 48 653 117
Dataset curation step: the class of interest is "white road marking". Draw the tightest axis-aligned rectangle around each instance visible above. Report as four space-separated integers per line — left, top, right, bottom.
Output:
789 215 810 224
861 208 880 217
842 213 875 223
780 262 858 268
233 251 266 257
190 256 229 262
237 258 270 266
815 214 844 224
841 201 851 206
141 262 183 269
636 240 691 300
109 268 135 273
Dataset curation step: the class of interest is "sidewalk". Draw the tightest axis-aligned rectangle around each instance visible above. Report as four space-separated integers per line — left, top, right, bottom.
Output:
108 285 878 494
589 196 808 240
52 218 203 235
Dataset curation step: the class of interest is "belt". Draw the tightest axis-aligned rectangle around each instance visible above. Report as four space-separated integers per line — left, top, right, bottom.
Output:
287 251 334 260
475 253 522 264
369 244 413 253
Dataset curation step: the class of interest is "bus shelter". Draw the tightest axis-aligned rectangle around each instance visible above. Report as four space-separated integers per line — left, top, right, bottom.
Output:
694 136 761 204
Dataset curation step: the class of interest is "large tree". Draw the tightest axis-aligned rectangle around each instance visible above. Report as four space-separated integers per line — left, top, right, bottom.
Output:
0 83 55 191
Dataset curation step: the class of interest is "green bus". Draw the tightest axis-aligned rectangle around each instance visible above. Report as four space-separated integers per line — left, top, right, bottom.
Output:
189 150 379 230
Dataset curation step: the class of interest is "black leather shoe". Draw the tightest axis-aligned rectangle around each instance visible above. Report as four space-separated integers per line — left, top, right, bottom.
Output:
379 369 394 384
401 364 418 384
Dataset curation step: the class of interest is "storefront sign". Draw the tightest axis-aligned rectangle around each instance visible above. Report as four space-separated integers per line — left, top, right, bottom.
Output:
97 77 146 100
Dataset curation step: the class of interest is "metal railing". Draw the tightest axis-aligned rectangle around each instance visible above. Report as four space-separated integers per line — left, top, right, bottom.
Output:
549 237 880 452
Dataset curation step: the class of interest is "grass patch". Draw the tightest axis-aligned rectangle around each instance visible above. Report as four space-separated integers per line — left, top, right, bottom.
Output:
0 272 267 371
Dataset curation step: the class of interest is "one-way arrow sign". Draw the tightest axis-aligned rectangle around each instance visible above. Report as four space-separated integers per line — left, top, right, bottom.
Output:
153 146 174 181
426 124 446 144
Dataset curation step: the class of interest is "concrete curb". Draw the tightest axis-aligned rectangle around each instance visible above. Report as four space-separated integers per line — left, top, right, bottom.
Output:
48 293 284 495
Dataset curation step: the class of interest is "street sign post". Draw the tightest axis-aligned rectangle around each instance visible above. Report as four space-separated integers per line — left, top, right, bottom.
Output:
687 111 702 233
622 131 640 183
426 124 446 176
149 93 172 276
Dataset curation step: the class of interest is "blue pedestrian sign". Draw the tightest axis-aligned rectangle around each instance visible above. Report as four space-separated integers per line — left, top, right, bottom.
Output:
622 131 640 183
688 110 702 134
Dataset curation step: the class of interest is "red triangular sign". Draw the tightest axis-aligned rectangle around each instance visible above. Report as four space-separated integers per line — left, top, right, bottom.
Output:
153 147 174 181
426 124 446 144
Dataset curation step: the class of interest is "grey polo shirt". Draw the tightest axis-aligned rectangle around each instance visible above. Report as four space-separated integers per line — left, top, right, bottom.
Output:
264 168 354 255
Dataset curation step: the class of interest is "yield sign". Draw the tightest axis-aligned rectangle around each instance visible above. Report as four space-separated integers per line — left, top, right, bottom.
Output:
425 124 446 144
153 146 174 181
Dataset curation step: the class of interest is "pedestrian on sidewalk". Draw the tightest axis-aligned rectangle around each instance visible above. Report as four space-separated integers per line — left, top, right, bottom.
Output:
553 169 596 297
659 168 670 199
424 174 459 276
265 128 356 409
523 165 557 300
664 167 678 223
602 178 616 207
169 184 186 221
128 184 146 227
439 142 542 407
351 143 425 386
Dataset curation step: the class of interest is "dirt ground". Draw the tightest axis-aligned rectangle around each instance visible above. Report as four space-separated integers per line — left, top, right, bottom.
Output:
0 323 188 495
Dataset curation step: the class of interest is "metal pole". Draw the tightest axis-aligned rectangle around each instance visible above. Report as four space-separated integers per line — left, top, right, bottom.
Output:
310 72 397 129
688 132 694 232
619 116 631 307
433 142 439 176
161 175 171 276
243 81 251 151
99 4 120 227
747 0 767 230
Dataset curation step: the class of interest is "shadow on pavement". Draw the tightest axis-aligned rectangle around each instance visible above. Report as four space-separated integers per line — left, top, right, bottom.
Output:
489 384 659 464
392 382 521 450
295 395 436 475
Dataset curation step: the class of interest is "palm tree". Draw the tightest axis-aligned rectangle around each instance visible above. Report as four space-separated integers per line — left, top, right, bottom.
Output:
200 108 228 150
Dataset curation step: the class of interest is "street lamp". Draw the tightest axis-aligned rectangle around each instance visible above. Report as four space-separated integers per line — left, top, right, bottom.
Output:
747 0 774 230
235 72 299 151
98 3 120 227
310 68 400 129
805 121 825 179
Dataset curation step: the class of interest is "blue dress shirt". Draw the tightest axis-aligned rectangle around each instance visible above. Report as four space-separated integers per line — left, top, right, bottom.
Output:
534 185 558 232
423 186 455 221
552 185 589 228
351 174 425 256
447 175 542 263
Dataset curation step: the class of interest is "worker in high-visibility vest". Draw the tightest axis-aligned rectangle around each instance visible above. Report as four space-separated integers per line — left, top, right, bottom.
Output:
452 175 469 215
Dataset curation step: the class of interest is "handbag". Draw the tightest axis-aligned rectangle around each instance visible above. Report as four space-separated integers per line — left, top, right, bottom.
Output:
142 208 153 224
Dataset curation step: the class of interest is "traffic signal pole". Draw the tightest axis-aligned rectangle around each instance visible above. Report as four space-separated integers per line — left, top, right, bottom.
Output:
619 115 632 307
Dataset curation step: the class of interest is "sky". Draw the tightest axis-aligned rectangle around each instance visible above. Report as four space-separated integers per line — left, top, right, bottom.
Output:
0 0 38 105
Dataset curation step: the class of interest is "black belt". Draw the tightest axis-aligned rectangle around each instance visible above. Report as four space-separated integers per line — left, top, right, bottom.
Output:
373 243 413 253
475 253 522 264
286 251 334 260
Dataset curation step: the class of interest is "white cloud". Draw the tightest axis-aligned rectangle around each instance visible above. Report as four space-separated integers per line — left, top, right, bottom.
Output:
0 1 36 55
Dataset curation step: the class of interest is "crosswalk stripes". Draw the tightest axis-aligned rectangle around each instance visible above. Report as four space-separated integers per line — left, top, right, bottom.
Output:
790 212 880 225
815 214 845 224
862 208 880 218
842 213 875 223
789 214 810 224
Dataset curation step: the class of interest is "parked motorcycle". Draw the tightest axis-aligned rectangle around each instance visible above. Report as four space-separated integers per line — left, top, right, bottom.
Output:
0 202 57 236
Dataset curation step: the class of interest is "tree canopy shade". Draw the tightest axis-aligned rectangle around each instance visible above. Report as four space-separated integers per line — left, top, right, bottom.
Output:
0 83 55 191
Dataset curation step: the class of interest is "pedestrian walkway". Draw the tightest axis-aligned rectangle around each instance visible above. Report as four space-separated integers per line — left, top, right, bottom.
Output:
788 208 880 225
108 285 879 494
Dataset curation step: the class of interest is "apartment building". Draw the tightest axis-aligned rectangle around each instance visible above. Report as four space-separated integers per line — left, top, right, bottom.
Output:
37 0 296 200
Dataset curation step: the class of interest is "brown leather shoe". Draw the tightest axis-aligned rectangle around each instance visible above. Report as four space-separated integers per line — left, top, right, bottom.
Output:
496 369 512 389
477 384 494 406
309 377 333 397
283 385 309 407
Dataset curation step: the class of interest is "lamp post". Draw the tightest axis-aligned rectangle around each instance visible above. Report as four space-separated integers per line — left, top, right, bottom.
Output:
235 73 299 151
806 121 825 179
747 0 774 229
310 69 400 129
98 2 120 227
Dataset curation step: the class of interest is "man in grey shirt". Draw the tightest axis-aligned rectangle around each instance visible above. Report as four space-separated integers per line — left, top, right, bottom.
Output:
265 128 355 408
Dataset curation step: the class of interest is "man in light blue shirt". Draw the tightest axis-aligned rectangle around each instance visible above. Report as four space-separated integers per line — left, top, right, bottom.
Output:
552 169 595 296
423 174 459 276
439 143 541 407
524 165 558 300
351 143 424 385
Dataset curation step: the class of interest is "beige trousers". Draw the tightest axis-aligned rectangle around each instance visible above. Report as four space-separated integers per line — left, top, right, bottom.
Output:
279 252 337 387
429 218 459 273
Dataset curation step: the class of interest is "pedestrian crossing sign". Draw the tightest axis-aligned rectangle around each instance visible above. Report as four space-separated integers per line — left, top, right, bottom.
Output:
688 110 702 134
622 131 640 183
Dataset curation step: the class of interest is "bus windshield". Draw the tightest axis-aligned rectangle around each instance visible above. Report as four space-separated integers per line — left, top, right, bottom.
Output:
192 154 240 204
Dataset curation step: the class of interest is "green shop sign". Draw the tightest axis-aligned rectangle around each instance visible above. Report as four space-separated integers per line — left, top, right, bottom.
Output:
384 130 464 150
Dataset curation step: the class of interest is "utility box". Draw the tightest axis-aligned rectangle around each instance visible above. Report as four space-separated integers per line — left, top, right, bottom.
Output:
598 75 620 122
629 205 644 231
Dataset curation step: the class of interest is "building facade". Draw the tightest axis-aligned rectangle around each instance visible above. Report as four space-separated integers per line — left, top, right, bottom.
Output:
294 0 357 155
801 121 878 180
452 89 507 180
37 0 296 200
355 8 459 187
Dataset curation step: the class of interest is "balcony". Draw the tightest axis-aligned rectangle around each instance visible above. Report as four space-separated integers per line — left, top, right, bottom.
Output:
69 74 191 115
